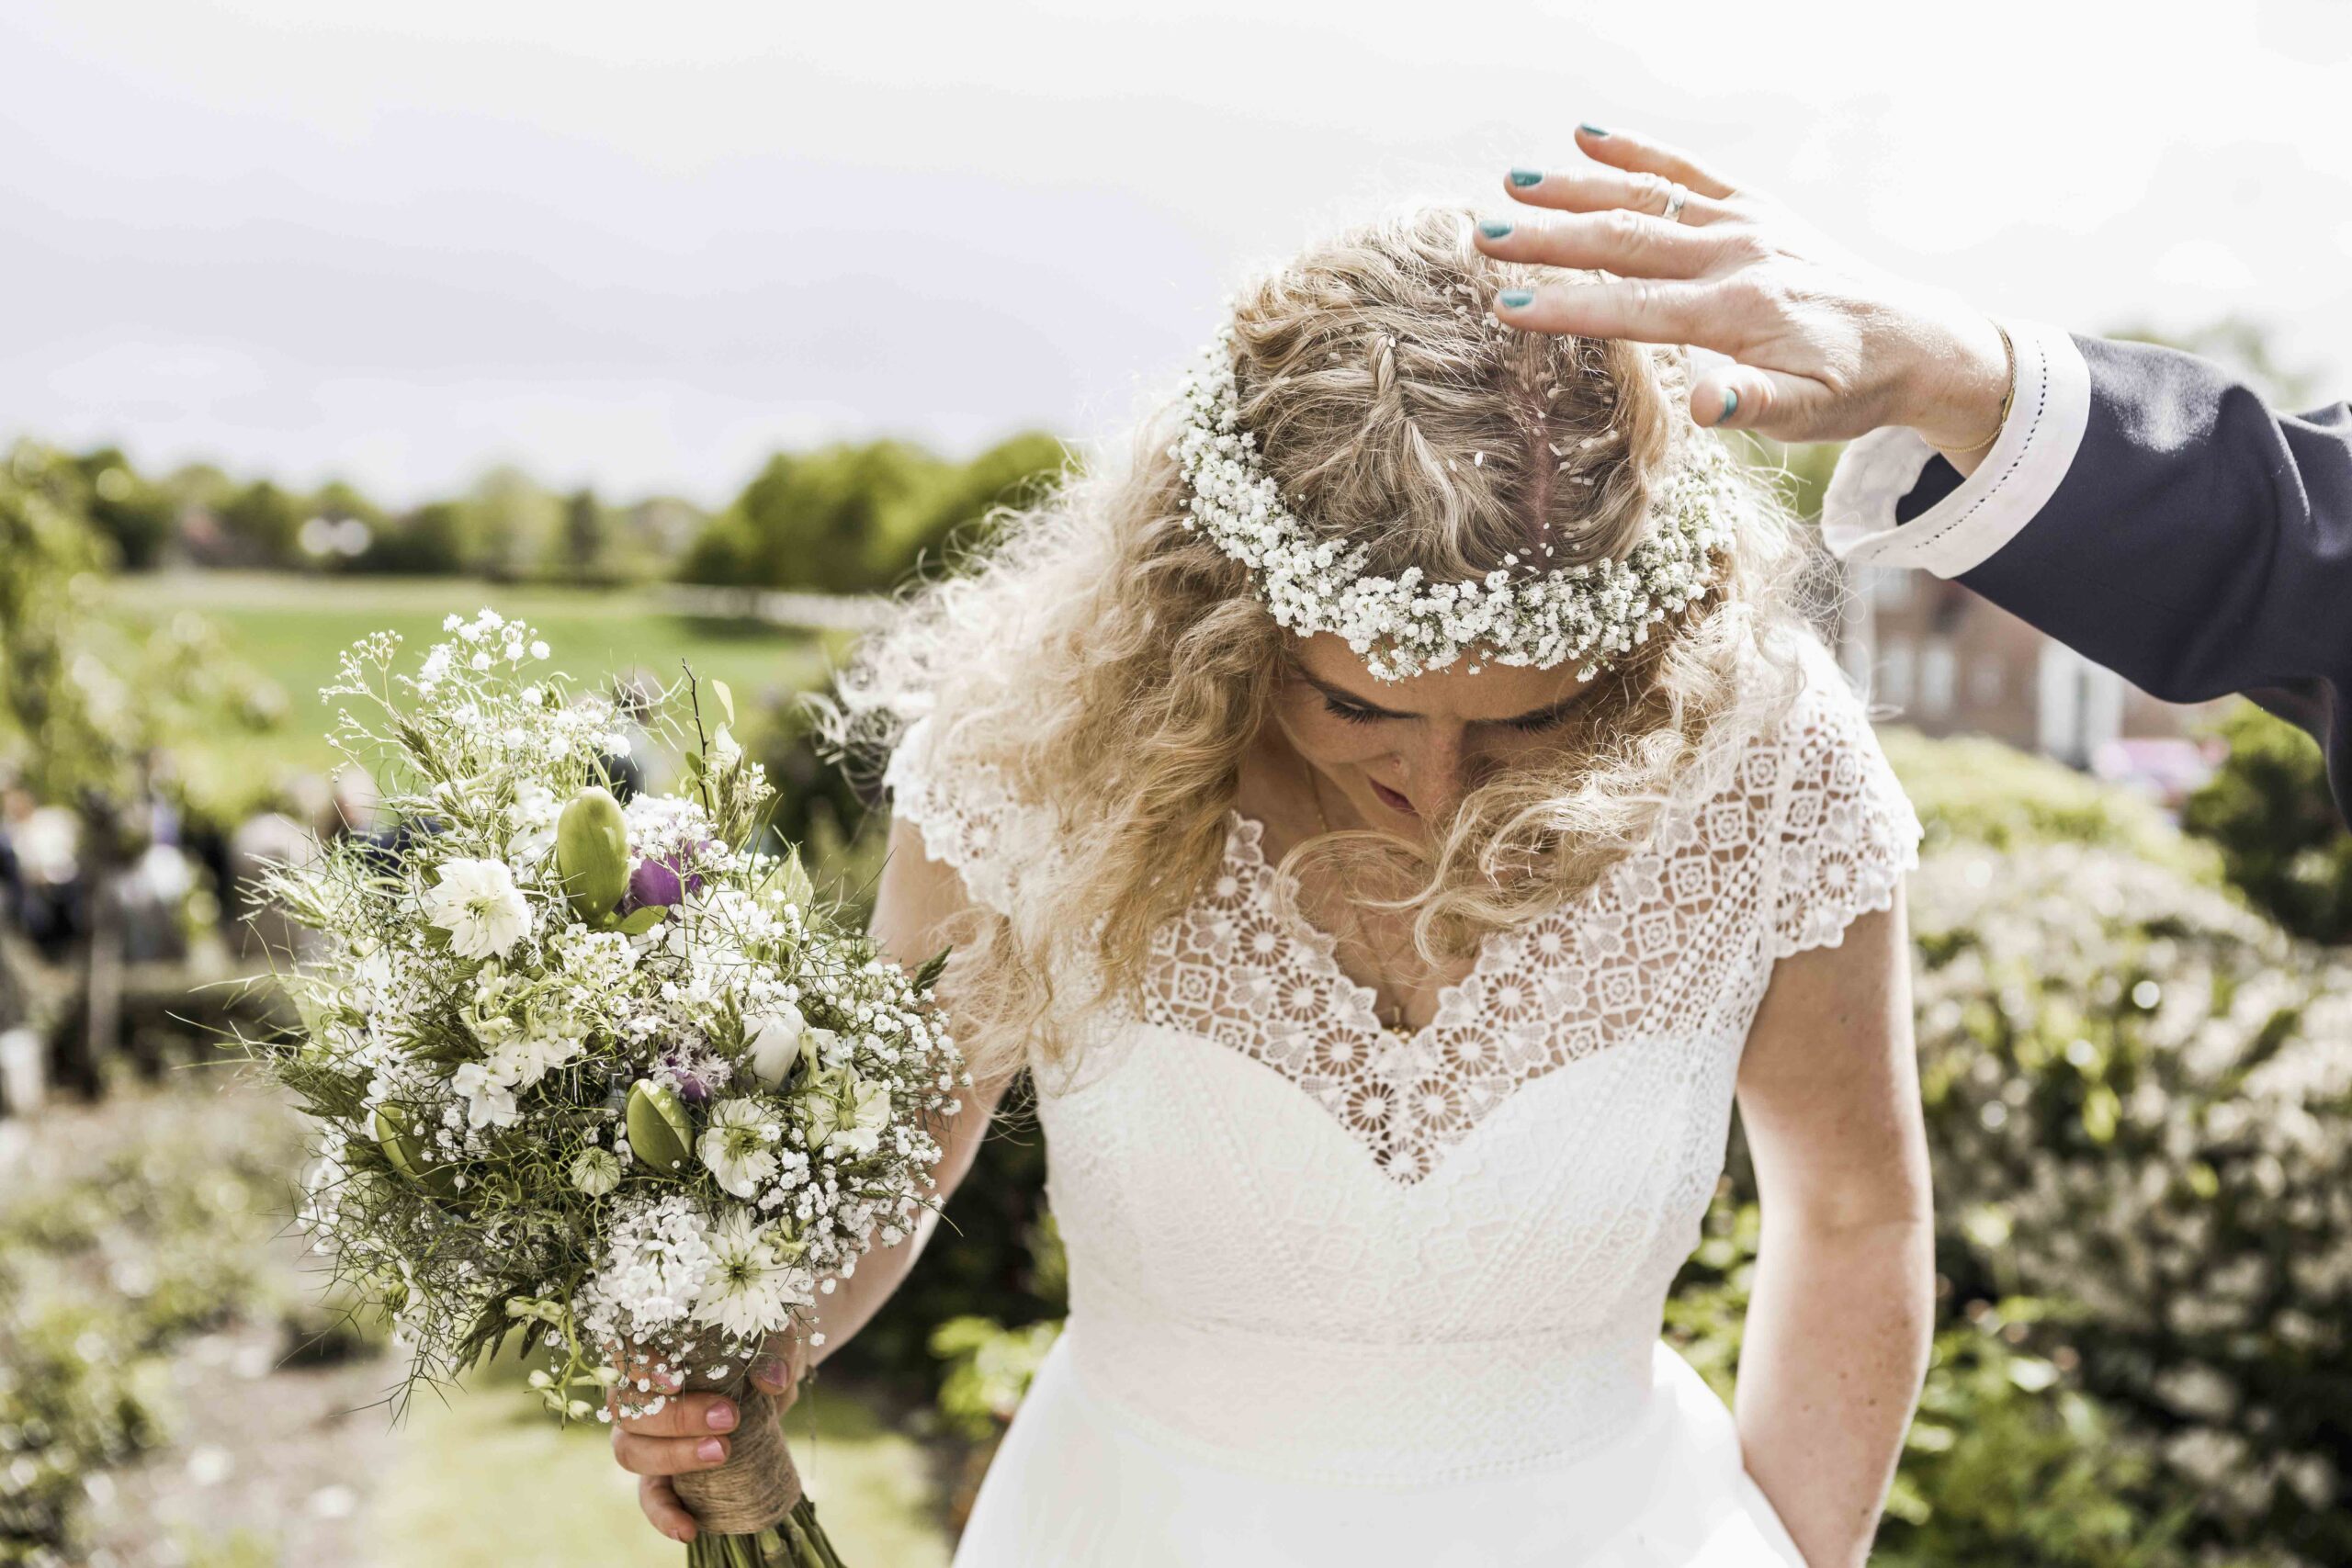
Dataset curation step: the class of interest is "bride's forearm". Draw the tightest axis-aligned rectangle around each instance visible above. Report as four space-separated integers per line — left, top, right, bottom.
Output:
801 1202 944 1369
1732 1213 1934 1568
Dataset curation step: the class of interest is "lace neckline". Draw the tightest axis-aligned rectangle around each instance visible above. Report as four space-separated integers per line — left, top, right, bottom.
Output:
1221 807 1515 1053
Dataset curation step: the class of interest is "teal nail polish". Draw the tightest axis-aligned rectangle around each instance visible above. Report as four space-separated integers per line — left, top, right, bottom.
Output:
1720 388 1739 424
1578 122 1610 138
1477 218 1513 239
1508 167 1544 187
1498 288 1535 309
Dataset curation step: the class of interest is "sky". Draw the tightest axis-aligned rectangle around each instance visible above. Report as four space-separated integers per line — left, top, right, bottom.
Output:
5 0 2349 509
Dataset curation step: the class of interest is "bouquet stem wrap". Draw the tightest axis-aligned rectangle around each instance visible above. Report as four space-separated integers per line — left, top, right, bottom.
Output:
673 1371 800 1535
672 1354 844 1568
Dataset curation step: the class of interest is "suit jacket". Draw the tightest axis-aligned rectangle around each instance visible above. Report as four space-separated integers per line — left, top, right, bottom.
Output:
1822 321 2352 821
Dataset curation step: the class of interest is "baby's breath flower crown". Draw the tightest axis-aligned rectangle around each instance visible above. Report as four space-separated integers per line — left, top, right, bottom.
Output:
1170 313 1740 682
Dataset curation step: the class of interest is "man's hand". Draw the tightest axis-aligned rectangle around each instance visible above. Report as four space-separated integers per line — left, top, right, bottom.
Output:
1476 124 2010 461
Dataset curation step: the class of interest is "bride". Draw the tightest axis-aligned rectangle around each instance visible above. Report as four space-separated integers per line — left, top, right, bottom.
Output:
614 199 1934 1567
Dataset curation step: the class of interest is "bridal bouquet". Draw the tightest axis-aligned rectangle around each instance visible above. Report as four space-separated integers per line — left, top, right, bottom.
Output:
253 610 967 1567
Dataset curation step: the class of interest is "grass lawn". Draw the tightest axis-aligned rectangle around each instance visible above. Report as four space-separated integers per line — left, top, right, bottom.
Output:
369 1352 952 1567
107 572 842 782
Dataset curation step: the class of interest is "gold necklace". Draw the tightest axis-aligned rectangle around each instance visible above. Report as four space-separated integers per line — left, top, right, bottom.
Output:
1300 756 1415 1037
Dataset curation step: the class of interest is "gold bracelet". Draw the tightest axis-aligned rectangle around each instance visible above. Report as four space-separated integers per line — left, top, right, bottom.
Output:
1939 319 2016 455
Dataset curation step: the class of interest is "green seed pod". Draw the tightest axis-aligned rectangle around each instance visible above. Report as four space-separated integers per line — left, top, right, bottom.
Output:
555 785 631 921
373 1105 458 1199
626 1080 693 1174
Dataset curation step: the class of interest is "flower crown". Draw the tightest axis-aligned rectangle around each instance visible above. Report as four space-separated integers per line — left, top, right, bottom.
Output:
1169 314 1739 682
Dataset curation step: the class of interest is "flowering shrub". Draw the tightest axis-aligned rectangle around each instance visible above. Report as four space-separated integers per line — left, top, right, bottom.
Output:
1905 840 2352 1562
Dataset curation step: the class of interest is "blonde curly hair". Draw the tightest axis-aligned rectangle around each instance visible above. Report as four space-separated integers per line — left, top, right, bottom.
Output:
819 199 1820 1090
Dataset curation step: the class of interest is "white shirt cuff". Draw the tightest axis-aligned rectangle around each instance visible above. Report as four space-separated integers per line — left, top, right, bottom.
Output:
1819 317 2091 577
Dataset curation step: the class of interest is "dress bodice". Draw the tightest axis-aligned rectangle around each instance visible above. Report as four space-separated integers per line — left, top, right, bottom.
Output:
883 637 1922 1487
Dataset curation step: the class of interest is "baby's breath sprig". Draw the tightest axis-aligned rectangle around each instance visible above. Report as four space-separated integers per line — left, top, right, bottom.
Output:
1169 313 1739 682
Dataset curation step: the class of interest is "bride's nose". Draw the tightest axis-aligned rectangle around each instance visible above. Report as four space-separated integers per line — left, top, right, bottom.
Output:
1398 729 1482 813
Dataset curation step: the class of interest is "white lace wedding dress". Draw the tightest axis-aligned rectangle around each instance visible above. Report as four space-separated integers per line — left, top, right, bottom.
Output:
883 637 1922 1567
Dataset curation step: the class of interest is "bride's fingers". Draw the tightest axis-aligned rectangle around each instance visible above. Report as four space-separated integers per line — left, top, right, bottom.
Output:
613 1427 733 1477
1503 164 1736 227
639 1475 700 1544
1568 122 1741 201
1473 209 1731 282
1491 276 1732 353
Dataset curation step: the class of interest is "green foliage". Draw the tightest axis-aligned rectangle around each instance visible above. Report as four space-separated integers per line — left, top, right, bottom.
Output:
71 447 175 570
929 1314 1064 1445
679 433 1067 596
1879 725 2219 876
2182 702 2352 944
215 479 303 566
355 501 469 575
1905 839 2352 1562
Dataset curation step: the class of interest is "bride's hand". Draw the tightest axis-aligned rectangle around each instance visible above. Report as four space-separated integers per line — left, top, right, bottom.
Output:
610 1335 812 1544
1474 124 2012 461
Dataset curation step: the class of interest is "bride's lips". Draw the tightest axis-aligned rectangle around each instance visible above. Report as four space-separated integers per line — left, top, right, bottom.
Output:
1370 779 1416 816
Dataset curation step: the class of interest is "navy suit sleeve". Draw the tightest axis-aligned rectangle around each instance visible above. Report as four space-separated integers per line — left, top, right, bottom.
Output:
1896 335 2352 818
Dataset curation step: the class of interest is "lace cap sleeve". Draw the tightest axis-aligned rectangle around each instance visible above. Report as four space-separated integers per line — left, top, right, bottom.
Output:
1765 648 1925 961
880 712 1043 918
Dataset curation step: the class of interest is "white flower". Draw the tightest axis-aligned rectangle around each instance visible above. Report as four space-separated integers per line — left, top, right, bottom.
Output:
829 1074 893 1158
698 1098 781 1199
571 1148 622 1196
745 1003 806 1088
693 1211 803 1339
424 857 531 959
450 1061 519 1129
798 1065 889 1157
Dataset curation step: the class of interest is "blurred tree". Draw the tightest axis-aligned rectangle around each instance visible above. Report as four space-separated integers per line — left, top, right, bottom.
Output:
2181 701 2352 943
681 434 1069 595
881 430 1069 582
69 447 174 570
556 486 610 580
682 441 942 593
214 479 302 567
460 465 562 580
354 502 467 576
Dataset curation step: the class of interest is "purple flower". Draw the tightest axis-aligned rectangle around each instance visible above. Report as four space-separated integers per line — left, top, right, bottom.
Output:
622 837 717 913
628 856 685 910
660 1046 728 1106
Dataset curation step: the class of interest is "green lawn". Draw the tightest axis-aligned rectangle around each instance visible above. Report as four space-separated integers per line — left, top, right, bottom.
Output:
371 1354 951 1568
107 572 839 779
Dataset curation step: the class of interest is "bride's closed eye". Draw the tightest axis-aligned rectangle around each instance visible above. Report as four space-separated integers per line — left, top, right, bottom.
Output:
1317 692 1576 735
1319 694 1388 727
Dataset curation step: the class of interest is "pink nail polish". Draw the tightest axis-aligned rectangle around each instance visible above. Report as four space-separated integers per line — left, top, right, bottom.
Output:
697 1437 725 1462
707 1401 737 1431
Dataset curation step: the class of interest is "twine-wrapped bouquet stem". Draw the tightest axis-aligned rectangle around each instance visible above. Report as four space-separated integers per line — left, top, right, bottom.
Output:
672 1357 845 1568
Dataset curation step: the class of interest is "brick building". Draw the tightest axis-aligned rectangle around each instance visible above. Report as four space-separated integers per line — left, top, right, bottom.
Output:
1841 566 2225 802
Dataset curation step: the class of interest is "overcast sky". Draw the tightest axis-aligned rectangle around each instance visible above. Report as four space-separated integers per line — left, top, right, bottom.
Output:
6 0 2349 508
